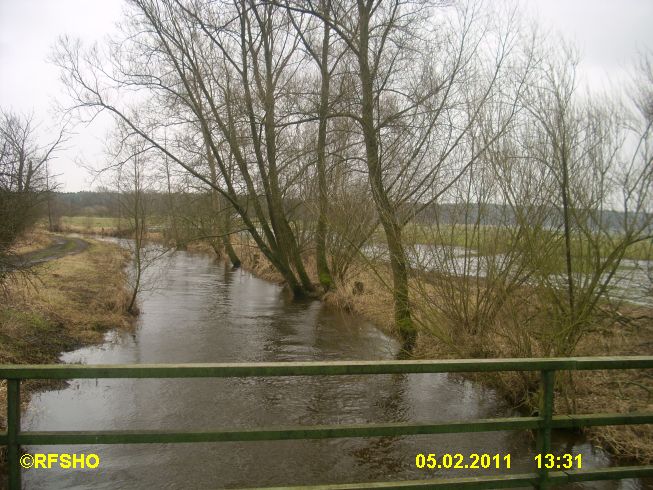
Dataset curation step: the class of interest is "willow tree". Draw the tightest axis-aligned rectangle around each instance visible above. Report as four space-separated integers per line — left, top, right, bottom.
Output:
284 0 338 290
275 0 535 346
519 48 653 356
54 0 318 296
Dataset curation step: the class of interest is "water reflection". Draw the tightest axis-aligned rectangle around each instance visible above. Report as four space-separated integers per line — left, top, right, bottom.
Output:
18 248 651 489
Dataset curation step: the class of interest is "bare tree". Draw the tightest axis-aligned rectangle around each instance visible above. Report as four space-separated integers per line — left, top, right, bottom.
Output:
54 0 324 296
273 0 534 346
515 47 652 356
107 127 170 314
0 110 65 290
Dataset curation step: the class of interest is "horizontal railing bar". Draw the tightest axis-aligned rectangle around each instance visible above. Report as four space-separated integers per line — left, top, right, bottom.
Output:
0 356 651 379
553 412 653 428
12 412 652 445
239 473 542 489
17 417 542 444
236 466 653 490
2 358 651 489
562 465 653 482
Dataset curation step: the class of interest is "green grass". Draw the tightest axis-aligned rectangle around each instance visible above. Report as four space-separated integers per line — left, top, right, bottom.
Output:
0 309 69 364
399 223 652 262
58 215 652 262
60 216 121 229
59 216 168 231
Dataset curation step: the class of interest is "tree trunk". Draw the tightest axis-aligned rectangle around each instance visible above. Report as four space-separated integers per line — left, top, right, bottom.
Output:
221 198 241 268
164 156 182 249
356 1 415 348
259 11 314 295
315 13 333 290
128 156 144 315
560 151 576 320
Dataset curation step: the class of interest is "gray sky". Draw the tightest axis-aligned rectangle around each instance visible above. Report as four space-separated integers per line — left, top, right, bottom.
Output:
1 0 652 191
519 0 653 92
0 0 123 191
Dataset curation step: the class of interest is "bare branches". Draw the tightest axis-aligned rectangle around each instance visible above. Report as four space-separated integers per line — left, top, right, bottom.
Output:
0 110 67 291
49 0 651 350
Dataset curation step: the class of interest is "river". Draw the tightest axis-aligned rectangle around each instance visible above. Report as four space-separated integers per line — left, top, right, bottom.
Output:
20 245 650 489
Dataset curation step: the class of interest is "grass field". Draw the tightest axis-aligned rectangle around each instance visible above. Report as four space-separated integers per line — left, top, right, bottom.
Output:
59 215 123 231
399 222 653 262
56 216 170 236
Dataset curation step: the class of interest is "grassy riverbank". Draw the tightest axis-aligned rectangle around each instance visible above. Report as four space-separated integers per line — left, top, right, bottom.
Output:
345 269 652 463
0 231 132 466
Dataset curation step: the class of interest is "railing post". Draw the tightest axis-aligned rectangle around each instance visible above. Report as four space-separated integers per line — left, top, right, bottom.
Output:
7 378 21 490
536 369 555 490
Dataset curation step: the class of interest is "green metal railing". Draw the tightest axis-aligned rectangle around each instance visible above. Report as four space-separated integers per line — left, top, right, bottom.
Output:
2 356 653 489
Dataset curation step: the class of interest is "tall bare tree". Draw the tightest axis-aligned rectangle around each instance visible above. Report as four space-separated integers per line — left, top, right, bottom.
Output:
54 0 319 296
274 0 534 346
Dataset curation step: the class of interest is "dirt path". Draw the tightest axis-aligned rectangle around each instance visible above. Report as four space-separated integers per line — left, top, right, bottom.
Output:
16 235 89 266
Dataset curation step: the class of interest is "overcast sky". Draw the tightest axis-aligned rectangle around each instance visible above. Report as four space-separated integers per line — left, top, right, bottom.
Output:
1 0 652 191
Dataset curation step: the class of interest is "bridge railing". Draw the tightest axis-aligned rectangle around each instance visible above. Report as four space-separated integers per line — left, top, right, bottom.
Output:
1 356 653 489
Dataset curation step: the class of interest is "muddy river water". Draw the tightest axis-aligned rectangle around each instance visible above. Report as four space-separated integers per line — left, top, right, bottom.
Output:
21 246 650 489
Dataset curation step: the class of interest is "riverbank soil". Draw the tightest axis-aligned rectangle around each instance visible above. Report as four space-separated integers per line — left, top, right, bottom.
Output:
0 231 132 469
